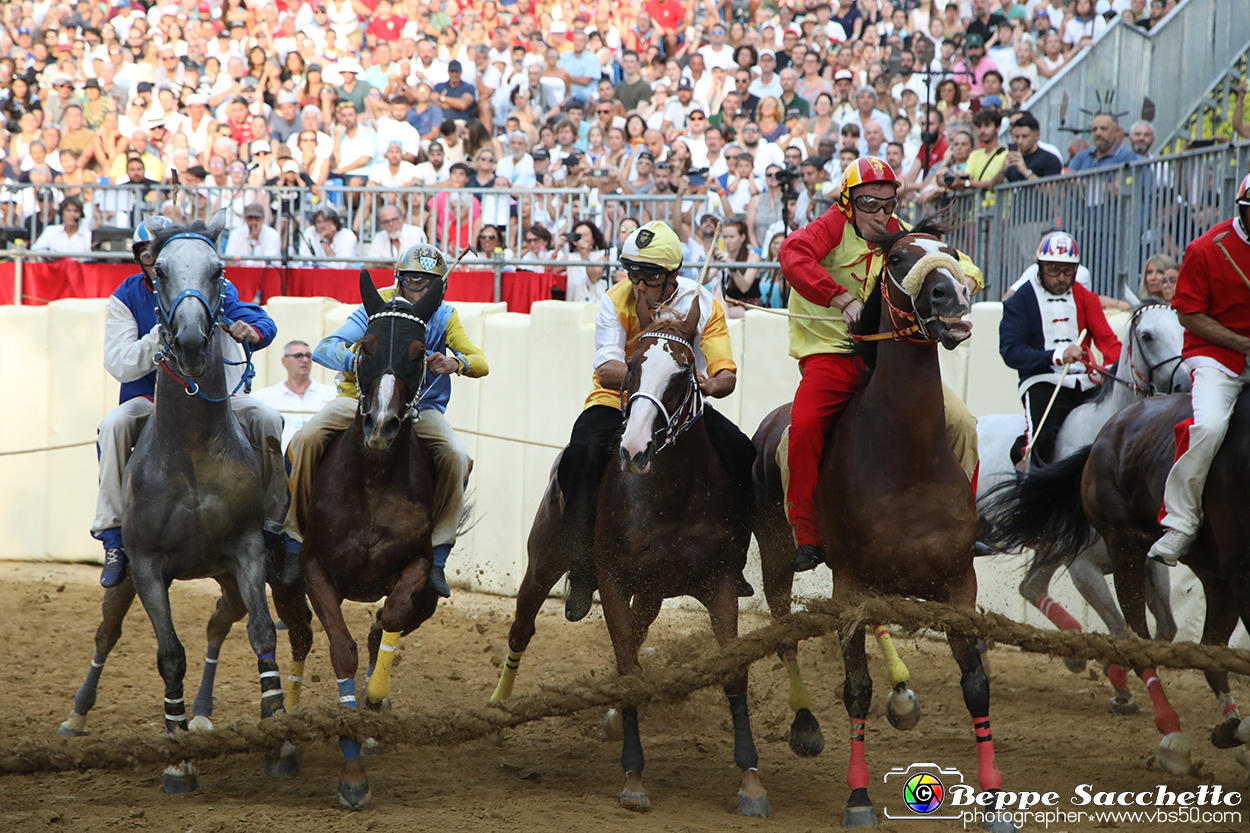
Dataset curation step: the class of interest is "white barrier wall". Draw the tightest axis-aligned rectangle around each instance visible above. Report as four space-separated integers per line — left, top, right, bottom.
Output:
2 297 1232 645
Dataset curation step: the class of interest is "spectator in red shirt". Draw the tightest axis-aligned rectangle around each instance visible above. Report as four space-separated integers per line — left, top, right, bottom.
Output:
365 0 407 45
642 0 688 57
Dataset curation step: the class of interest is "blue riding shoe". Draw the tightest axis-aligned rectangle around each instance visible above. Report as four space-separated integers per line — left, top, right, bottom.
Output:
790 544 824 573
100 548 128 588
428 566 451 598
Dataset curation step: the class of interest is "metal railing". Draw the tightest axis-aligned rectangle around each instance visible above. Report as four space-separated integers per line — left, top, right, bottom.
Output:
1019 0 1250 151
0 181 724 268
952 142 1250 299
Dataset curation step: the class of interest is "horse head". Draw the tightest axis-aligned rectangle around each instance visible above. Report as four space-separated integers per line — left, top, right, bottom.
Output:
619 298 702 475
876 217 973 350
148 211 229 378
1126 301 1190 395
356 269 445 451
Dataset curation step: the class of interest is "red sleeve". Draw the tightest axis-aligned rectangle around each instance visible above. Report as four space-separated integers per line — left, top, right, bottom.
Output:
1170 236 1211 317
1075 284 1121 364
778 207 849 307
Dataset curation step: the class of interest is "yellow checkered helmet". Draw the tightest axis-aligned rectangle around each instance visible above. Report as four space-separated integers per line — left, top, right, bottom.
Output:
619 221 684 279
395 243 450 281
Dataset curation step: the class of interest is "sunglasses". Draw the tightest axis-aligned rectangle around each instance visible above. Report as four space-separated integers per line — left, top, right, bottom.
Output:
1041 263 1078 277
689 115 705 121
851 194 897 216
524 236 539 242
622 262 668 286
284 352 313 359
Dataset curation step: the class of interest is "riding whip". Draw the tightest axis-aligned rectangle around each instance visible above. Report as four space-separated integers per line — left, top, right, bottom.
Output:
697 219 723 287
1212 232 1250 293
1024 328 1087 465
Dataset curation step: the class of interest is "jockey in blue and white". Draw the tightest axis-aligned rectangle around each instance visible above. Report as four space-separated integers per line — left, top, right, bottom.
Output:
93 217 286 587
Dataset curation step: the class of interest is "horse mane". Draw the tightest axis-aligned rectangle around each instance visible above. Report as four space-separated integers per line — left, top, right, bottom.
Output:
641 311 693 339
1085 297 1171 405
148 220 217 259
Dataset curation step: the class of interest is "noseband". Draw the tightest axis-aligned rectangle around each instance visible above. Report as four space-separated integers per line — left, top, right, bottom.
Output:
852 235 962 344
151 232 256 402
621 331 704 453
355 307 430 423
1089 304 1185 395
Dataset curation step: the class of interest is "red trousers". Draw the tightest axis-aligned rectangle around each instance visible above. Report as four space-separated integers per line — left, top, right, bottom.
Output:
786 353 868 548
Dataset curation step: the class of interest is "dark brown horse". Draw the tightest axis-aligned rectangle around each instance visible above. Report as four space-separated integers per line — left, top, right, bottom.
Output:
490 300 772 817
299 271 445 809
982 390 1250 777
755 221 1017 830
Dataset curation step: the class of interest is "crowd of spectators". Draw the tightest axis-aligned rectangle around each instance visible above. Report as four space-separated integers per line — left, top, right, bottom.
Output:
0 0 1188 305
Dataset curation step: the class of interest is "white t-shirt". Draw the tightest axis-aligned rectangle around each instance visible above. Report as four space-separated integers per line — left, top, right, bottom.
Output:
368 160 421 188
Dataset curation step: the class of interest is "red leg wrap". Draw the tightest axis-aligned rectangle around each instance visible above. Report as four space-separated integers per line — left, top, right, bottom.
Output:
1141 669 1182 736
972 716 1003 791
1105 663 1130 691
846 718 869 790
1037 593 1082 631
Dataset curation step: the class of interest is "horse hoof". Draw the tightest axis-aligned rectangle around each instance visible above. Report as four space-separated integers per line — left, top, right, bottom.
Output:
789 708 825 757
602 708 624 742
57 713 88 736
981 810 1019 833
162 763 199 794
1211 718 1243 749
265 742 301 779
886 685 922 731
619 791 652 813
1108 696 1140 717
337 779 372 810
1158 731 1194 776
1063 656 1087 674
842 804 879 827
738 792 774 817
361 738 381 757
188 715 214 733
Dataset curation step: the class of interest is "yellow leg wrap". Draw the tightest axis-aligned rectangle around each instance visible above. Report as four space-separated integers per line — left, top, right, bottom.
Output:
874 625 910 688
285 660 306 708
366 630 401 705
783 649 813 712
490 650 524 703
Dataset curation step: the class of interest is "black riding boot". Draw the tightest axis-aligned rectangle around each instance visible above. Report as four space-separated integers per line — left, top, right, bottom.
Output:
704 406 758 596
557 406 623 622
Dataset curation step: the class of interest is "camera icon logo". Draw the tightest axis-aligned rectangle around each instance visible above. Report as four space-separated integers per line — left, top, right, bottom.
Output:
882 762 965 820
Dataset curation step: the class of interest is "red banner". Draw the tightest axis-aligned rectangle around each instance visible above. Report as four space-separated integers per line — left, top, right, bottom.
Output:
0 261 566 314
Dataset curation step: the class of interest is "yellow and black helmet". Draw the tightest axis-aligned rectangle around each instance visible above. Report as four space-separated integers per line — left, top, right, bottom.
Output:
395 243 450 281
619 220 684 277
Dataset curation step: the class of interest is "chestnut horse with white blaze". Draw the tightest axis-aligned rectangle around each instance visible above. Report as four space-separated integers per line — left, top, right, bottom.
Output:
755 219 1016 831
491 300 772 818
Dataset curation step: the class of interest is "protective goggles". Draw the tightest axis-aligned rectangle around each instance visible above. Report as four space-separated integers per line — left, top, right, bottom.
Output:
621 260 671 287
850 194 898 216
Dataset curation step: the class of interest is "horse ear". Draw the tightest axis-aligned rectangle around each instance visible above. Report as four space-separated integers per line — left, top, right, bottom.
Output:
635 291 653 331
360 269 385 317
681 295 701 338
411 277 445 324
205 208 230 243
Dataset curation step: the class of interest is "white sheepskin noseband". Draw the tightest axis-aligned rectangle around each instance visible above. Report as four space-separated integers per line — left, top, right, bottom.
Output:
898 251 964 297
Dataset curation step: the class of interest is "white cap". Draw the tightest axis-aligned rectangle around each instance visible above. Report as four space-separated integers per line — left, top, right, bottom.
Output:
281 160 300 174
186 93 208 106
277 91 298 105
336 58 363 75
251 139 272 153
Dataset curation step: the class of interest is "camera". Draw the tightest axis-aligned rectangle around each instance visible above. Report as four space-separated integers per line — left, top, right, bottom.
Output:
774 163 801 186
562 153 583 168
563 231 579 243
687 166 709 187
590 168 608 178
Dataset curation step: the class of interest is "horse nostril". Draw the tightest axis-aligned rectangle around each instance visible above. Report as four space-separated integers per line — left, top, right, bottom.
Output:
931 284 949 299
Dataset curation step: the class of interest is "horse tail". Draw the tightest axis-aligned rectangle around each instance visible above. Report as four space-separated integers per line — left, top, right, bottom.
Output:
978 446 1095 567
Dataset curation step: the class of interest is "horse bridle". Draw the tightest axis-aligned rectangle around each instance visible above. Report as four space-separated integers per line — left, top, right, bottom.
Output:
621 331 704 453
151 232 256 402
354 307 430 424
1087 303 1185 396
852 235 952 344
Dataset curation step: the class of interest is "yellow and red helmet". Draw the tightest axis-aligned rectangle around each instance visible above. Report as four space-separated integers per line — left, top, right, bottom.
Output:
838 156 901 215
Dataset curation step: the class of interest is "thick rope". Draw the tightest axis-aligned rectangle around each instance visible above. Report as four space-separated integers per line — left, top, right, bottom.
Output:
4 593 1248 775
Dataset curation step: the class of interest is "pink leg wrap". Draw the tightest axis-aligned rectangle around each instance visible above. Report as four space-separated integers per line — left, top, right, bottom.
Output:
1037 593 1082 631
973 715 1003 791
1105 663 1130 691
1141 669 1182 736
846 718 868 790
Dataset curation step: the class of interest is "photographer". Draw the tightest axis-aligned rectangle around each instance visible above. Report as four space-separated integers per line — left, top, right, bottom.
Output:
264 160 315 258
747 163 791 248
917 128 973 209
558 220 609 303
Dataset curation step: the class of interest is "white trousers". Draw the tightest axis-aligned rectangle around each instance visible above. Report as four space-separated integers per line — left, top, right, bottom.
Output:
92 394 287 539
283 396 471 549
1160 365 1250 537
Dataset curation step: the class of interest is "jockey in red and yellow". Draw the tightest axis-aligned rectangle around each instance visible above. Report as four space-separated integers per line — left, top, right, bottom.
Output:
779 156 984 572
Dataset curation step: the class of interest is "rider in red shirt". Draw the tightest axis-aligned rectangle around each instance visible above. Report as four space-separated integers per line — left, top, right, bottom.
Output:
1150 173 1250 565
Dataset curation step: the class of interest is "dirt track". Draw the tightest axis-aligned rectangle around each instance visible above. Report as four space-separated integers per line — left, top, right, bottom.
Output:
0 562 1247 833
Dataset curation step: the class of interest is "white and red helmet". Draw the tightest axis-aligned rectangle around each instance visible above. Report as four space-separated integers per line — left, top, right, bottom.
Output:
1036 231 1079 264
1237 172 1250 206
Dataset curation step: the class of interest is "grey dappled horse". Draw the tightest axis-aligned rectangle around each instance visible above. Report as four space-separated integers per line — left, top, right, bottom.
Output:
977 301 1189 710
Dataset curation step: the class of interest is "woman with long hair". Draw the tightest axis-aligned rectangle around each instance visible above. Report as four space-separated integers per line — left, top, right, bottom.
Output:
808 92 838 141
756 97 786 143
3 76 40 133
516 223 554 271
714 219 763 318
300 65 326 109
1008 38 1041 93
758 232 789 308
643 84 669 130
510 86 541 141
562 219 610 303
584 126 608 165
936 78 966 121
728 21 746 48
624 114 647 153
90 112 128 176
9 111 41 166
669 139 692 177
1037 32 1069 79
282 51 307 90
605 127 630 175
734 45 758 74
223 0 253 28
1138 254 1180 303
746 164 785 248
295 129 331 186
464 119 502 161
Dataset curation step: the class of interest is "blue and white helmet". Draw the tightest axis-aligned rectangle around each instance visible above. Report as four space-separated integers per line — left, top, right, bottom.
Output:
133 215 174 247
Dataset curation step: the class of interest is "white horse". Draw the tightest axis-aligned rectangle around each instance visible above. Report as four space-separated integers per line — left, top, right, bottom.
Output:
977 301 1189 713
